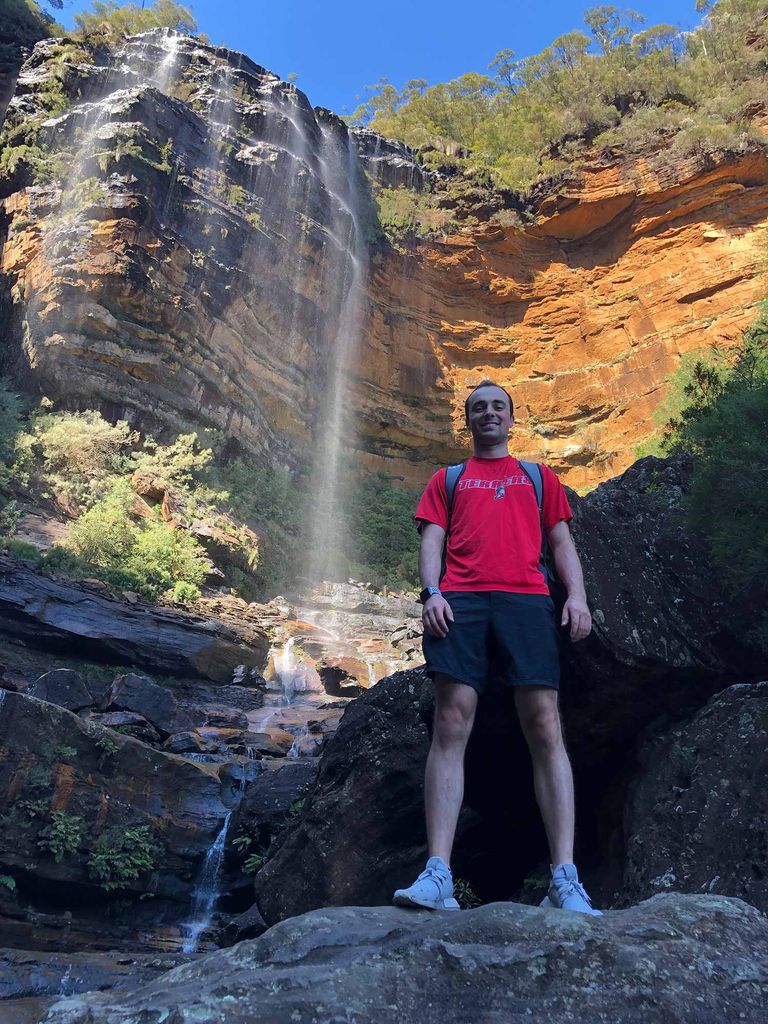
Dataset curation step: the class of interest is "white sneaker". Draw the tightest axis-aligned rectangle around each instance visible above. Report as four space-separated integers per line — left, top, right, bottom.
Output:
540 863 603 916
393 856 461 911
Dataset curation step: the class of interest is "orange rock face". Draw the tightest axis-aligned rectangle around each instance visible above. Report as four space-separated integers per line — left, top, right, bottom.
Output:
2 36 767 495
361 147 768 490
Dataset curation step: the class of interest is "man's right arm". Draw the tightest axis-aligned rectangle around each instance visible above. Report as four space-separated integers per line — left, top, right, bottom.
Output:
419 522 454 638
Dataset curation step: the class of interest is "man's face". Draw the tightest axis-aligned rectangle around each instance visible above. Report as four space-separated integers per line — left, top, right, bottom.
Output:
465 385 513 445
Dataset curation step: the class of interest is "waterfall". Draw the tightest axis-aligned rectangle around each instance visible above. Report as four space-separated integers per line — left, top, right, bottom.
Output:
180 810 233 953
305 122 368 584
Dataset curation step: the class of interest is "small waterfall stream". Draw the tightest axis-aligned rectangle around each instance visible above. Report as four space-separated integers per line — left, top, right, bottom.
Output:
180 810 234 954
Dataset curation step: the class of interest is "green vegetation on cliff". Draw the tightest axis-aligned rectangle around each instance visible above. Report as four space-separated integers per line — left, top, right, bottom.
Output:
662 303 768 650
353 1 768 191
71 1 198 41
0 397 420 599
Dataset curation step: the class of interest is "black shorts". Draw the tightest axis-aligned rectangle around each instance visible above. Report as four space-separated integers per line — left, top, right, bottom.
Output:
422 591 560 694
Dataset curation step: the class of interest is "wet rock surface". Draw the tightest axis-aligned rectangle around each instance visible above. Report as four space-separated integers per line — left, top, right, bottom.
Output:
0 689 230 903
41 894 768 1024
0 556 269 683
0 946 185 1024
622 681 768 912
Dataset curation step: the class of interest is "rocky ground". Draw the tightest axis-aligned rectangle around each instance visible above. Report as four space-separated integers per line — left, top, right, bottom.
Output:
40 895 768 1023
0 453 764 1022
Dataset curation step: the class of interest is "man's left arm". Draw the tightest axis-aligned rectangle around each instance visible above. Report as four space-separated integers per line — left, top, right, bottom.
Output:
547 520 591 642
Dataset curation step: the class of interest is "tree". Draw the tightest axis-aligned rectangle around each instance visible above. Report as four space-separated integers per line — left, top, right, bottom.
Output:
73 1 197 39
584 5 645 53
664 305 768 650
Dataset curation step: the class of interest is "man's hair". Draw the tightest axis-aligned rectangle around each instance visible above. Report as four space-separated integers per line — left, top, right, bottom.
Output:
464 380 514 423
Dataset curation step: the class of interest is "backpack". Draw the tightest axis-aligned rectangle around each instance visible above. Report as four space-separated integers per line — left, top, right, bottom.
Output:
441 459 553 586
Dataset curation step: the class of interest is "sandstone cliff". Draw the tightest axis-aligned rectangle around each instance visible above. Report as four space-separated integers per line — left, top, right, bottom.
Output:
1 31 766 492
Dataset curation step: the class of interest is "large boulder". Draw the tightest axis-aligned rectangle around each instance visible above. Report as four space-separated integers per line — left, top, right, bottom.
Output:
563 455 766 767
41 895 768 1023
622 680 768 912
27 669 94 712
254 670 430 923
101 673 192 737
0 690 232 902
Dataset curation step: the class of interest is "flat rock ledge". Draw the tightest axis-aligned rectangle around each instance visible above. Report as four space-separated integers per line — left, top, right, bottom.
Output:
42 894 767 1024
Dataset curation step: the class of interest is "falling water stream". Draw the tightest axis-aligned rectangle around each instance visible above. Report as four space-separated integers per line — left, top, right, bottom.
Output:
180 810 234 954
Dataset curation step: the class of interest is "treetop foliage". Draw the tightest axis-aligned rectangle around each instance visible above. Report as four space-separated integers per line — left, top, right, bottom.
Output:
72 0 197 39
352 1 768 190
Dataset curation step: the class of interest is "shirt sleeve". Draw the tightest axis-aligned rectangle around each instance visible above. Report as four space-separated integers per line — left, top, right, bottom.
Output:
541 464 573 533
415 469 448 531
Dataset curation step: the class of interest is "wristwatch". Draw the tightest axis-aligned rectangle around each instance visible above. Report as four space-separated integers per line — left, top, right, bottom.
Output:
419 586 442 604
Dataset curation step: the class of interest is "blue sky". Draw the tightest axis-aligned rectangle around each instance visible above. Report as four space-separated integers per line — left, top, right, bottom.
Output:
58 1 704 115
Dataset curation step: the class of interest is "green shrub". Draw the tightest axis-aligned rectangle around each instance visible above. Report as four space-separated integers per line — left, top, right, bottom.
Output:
374 186 457 244
37 811 83 863
664 302 768 649
168 579 201 604
57 479 209 599
32 411 137 511
87 824 161 891
1 537 43 563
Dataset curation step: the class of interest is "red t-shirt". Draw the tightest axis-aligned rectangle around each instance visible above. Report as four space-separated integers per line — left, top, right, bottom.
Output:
415 456 572 594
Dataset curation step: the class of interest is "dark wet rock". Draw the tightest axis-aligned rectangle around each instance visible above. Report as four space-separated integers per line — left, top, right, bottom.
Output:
0 946 185 1006
203 705 249 730
26 670 94 712
83 710 162 745
0 556 269 683
102 672 192 737
163 730 217 755
564 455 767 766
254 670 429 922
0 689 230 902
622 681 768 912
217 904 268 947
233 761 318 854
41 894 768 1024
351 127 425 191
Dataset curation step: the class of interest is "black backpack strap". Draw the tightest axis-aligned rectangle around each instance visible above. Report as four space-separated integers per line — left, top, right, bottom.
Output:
518 460 549 581
440 462 466 582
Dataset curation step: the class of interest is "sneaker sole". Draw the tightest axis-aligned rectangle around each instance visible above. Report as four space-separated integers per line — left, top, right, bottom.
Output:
393 893 461 911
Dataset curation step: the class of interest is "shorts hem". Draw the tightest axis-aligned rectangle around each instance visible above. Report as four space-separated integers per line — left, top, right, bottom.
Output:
506 677 559 690
425 667 484 694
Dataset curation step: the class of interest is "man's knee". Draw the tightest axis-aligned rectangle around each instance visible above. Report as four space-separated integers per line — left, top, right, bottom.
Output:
516 692 564 755
432 677 477 748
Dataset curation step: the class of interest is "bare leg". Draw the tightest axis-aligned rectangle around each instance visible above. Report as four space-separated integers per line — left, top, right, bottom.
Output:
514 686 574 867
424 675 478 866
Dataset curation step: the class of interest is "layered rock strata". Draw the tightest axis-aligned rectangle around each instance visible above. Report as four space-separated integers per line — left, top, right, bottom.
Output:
1 33 767 491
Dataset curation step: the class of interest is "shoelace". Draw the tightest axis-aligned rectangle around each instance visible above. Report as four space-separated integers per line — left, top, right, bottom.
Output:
420 866 450 887
554 879 593 906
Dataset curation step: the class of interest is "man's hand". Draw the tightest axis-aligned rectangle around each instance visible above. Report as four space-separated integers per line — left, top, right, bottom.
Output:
561 594 592 642
422 594 454 638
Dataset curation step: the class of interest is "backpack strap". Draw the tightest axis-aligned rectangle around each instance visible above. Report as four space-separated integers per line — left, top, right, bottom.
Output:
440 462 466 582
517 460 550 581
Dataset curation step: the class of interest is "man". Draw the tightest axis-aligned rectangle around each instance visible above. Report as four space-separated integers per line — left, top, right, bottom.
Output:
392 381 601 916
